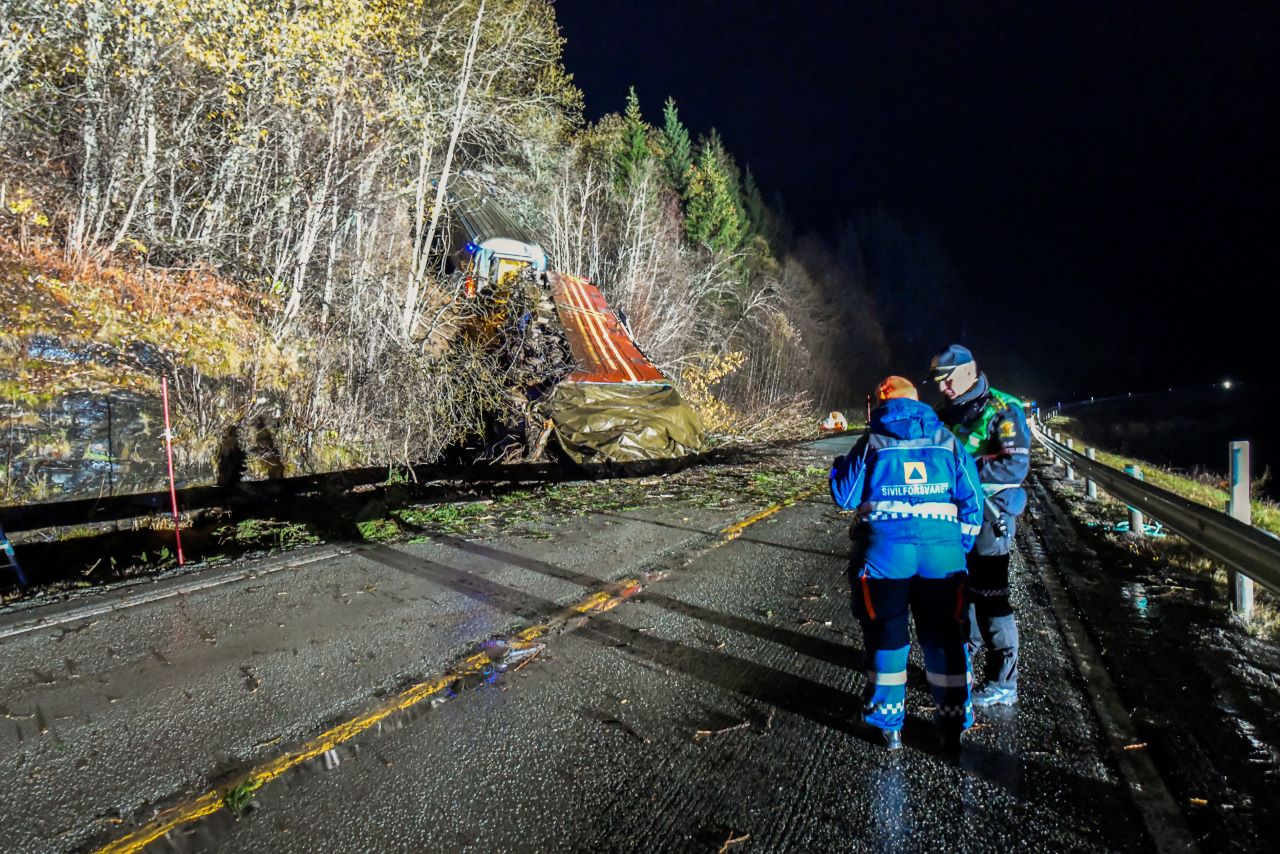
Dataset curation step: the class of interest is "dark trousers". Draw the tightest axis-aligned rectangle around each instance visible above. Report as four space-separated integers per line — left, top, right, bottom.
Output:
849 571 973 732
967 552 1019 688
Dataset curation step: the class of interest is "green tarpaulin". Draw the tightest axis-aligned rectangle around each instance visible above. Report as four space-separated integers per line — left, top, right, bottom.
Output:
543 382 705 463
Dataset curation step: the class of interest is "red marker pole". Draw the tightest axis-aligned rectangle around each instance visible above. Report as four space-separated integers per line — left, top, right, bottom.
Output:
160 376 185 565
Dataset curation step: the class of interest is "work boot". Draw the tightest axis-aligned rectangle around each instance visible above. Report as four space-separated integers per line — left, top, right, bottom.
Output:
881 729 903 751
940 728 965 756
972 682 1018 707
858 682 875 716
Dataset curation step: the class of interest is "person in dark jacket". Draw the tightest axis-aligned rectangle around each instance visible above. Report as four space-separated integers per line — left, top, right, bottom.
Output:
831 376 983 751
928 344 1031 707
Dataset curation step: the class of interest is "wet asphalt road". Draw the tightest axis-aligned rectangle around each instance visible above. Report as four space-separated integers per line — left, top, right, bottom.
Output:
1 439 1166 852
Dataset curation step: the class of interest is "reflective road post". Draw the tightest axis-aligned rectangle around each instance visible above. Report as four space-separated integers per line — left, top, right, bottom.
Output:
1228 440 1254 617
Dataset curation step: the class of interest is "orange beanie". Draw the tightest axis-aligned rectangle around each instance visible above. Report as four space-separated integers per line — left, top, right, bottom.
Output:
875 375 918 403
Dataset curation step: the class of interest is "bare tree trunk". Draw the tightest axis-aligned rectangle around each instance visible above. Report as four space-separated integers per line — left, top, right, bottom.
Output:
67 0 109 265
400 0 485 342
279 99 346 334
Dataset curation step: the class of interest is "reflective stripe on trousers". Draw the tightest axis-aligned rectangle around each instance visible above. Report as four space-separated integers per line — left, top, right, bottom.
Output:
851 571 973 733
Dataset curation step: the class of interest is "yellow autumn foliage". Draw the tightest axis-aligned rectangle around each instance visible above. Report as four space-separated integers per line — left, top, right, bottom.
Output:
680 351 746 435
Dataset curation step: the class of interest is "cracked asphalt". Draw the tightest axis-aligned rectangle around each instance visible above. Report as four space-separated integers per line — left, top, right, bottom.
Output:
1 437 1252 852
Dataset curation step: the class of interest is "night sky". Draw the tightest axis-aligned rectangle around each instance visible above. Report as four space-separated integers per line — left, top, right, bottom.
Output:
555 1 1279 406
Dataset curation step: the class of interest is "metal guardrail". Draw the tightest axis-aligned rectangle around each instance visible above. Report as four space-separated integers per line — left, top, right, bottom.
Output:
1035 427 1280 597
0 454 717 536
0 428 858 538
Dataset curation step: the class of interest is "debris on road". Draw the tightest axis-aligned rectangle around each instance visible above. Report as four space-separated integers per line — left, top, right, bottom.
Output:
241 666 261 693
593 715 649 744
693 721 750 742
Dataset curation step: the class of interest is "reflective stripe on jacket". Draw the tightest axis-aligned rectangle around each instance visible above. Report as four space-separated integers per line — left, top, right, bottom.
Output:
830 398 983 577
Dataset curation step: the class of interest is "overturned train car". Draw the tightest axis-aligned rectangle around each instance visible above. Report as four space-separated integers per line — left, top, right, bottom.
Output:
445 176 704 464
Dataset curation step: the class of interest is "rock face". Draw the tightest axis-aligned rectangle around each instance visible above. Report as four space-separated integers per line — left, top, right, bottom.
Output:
1 333 224 503
1 390 189 503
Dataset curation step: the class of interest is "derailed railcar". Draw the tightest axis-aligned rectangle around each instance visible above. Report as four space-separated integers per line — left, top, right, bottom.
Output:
540 271 703 463
442 175 703 463
445 177 547 297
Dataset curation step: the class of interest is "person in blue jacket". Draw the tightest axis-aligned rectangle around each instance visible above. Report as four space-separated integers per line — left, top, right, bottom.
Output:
830 376 983 751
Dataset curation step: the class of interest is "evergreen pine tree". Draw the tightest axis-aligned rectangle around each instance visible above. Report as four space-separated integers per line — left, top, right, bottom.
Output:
615 86 650 190
684 144 743 252
660 97 693 195
704 129 748 239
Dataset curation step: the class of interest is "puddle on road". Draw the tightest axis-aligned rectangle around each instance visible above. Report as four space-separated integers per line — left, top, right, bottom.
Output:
1120 582 1158 622
102 636 546 853
1216 694 1280 770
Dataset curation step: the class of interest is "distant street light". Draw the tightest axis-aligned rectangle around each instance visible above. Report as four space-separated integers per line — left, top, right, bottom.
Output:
1223 379 1233 390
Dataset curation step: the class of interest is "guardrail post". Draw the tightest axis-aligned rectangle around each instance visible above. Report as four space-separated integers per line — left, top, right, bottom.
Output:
1124 464 1144 536
1065 438 1076 482
1045 431 1060 469
1228 440 1254 617
1085 448 1098 499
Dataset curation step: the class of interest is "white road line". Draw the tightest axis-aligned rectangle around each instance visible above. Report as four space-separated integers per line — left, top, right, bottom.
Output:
0 547 351 642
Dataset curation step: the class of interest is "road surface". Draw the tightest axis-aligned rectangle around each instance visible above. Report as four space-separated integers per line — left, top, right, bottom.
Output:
0 438 1253 852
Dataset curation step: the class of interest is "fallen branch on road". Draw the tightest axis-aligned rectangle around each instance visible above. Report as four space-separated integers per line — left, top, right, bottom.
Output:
693 720 749 741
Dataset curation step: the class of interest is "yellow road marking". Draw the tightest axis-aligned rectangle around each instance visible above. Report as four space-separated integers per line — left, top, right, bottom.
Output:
720 486 823 542
96 481 821 852
94 579 637 853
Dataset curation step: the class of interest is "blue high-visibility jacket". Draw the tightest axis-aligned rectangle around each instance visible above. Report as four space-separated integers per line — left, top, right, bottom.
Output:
830 398 983 575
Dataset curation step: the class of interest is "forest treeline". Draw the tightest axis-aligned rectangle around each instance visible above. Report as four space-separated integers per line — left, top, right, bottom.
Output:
0 0 951 475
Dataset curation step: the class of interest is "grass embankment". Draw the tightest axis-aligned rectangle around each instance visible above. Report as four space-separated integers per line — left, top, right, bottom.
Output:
1042 417 1280 637
0 237 296 405
1045 416 1280 536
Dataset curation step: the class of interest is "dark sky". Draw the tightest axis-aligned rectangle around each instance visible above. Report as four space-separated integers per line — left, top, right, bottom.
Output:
554 0 1279 404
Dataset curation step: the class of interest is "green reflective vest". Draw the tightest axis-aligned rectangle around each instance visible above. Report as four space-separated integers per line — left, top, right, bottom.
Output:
944 386 1025 457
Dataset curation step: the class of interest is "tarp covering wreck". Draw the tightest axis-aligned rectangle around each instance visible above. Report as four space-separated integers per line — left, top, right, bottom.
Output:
542 382 704 464
542 272 704 463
